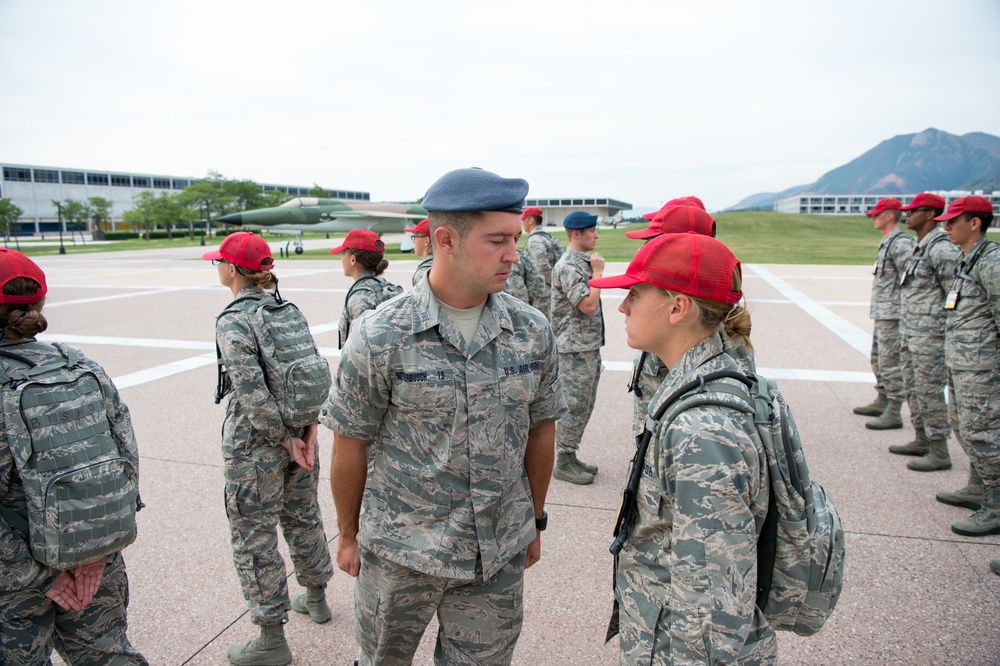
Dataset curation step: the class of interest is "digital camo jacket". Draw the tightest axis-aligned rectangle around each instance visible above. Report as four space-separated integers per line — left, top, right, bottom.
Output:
549 249 605 353
503 249 546 310
321 278 567 580
870 228 915 320
945 237 1000 372
900 229 959 337
616 333 775 665
0 339 139 594
412 255 433 287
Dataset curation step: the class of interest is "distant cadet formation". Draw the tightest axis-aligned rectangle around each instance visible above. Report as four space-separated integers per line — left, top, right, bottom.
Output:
855 194 1000 574
1 165 992 665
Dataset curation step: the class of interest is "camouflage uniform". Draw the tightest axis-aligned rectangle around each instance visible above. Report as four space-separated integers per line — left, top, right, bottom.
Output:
216 286 334 626
869 228 914 402
524 228 563 319
945 237 1000 489
412 255 433 287
0 339 146 666
339 272 403 349
503 249 546 311
630 352 668 439
320 279 566 664
899 230 960 441
550 249 605 455
616 333 777 665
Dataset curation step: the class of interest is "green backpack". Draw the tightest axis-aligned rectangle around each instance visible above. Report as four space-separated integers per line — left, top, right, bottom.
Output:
216 293 332 429
611 368 846 637
0 342 140 570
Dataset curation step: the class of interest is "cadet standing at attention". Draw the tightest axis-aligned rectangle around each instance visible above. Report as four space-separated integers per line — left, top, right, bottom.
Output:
625 203 717 440
893 193 959 472
521 206 563 319
205 233 334 666
406 218 434 286
504 246 546 310
590 233 776 664
935 196 1000 541
853 198 914 429
0 249 147 665
330 228 403 349
549 210 605 485
321 168 566 665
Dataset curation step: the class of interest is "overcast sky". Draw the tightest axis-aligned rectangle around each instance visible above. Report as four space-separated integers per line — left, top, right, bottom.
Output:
2 1 999 213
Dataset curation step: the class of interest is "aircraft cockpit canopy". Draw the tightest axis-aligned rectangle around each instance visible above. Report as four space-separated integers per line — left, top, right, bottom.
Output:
279 197 320 208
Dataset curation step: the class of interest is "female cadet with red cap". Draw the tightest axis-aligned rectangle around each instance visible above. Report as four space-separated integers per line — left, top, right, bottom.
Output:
204 232 333 666
0 249 147 665
330 228 402 349
590 234 777 664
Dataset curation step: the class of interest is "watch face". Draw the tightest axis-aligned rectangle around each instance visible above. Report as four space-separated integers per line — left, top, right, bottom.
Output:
535 511 548 531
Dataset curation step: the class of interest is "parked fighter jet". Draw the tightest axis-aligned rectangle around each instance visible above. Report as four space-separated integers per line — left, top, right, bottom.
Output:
217 197 427 254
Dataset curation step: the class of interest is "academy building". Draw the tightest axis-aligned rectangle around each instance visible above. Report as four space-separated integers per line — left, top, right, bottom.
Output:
524 197 632 226
1 162 370 234
774 191 1000 215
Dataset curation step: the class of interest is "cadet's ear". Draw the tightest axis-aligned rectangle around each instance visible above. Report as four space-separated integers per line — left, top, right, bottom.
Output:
434 225 456 255
667 293 694 325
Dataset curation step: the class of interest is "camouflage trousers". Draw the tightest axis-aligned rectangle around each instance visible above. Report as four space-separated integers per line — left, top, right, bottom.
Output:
900 334 952 441
555 349 602 455
224 443 334 625
0 554 147 666
870 319 905 402
355 548 526 666
949 368 1000 487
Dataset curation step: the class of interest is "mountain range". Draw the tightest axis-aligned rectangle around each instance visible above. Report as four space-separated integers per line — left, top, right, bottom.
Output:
728 128 1000 211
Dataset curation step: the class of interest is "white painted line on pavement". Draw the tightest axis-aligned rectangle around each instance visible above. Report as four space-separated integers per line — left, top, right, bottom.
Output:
746 264 872 358
111 353 218 390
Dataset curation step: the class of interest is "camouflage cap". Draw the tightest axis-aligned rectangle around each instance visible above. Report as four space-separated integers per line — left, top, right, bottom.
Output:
422 168 528 213
0 248 47 304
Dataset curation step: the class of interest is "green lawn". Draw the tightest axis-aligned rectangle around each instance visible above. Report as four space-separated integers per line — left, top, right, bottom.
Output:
6 211 894 264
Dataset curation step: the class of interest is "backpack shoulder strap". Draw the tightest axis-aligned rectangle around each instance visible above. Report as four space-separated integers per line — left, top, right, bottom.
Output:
650 369 754 430
345 275 377 304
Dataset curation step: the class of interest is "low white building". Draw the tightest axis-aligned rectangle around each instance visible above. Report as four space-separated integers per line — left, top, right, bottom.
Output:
1 162 368 234
774 191 1000 215
524 197 632 227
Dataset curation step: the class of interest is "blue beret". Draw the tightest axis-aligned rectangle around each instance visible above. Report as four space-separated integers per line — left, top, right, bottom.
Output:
422 168 529 213
563 211 598 229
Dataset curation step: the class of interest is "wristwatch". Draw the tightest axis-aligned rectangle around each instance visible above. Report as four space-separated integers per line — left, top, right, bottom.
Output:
535 510 548 531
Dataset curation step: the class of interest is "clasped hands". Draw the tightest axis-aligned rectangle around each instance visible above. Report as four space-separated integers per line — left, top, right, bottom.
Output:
45 560 106 611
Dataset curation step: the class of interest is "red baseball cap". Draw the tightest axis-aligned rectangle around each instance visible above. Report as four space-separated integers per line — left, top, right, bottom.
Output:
202 232 274 271
404 219 430 237
330 229 385 254
642 196 707 221
901 193 946 211
627 205 716 240
0 248 47 305
589 233 742 304
520 207 543 220
866 198 902 217
934 195 995 221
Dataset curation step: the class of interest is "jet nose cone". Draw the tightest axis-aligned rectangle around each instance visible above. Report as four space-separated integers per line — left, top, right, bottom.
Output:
217 213 243 225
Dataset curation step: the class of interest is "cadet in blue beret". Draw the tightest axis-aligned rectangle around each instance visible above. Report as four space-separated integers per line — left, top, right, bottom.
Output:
549 210 605 484
324 167 567 664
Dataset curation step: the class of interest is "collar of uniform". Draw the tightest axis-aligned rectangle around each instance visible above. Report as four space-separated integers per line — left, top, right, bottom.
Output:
407 279 514 335
660 332 727 395
916 228 945 249
961 235 992 267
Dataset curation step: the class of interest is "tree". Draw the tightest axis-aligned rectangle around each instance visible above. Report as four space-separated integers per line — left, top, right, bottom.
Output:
87 197 114 234
178 171 233 239
58 199 89 245
126 192 155 239
0 198 24 250
224 179 265 212
307 183 330 198
148 192 188 240
258 189 292 208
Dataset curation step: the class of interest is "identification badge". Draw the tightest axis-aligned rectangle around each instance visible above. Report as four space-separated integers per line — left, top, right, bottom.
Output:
944 290 959 310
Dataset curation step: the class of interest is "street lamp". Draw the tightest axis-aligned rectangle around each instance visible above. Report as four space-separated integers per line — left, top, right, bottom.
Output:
55 201 66 255
201 204 208 246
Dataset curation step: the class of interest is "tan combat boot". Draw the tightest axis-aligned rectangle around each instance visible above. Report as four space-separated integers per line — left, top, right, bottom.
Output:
889 430 931 456
991 559 1000 576
936 466 984 510
227 623 292 666
951 486 1000 537
291 585 332 624
907 439 952 472
575 454 598 476
553 452 595 485
853 393 888 416
865 400 903 430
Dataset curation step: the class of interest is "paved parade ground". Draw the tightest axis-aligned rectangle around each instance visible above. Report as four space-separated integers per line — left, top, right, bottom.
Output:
32 238 999 665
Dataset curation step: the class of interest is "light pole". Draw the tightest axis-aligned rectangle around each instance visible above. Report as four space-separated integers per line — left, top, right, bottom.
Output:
201 204 208 246
55 201 66 255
